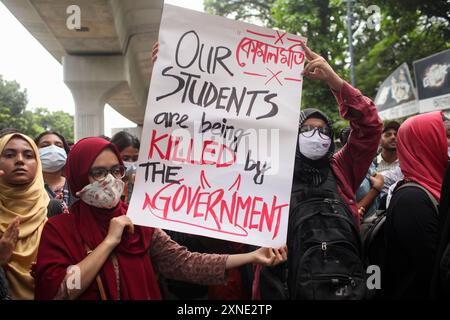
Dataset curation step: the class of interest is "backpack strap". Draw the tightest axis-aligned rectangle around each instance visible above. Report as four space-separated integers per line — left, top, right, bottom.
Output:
396 182 439 214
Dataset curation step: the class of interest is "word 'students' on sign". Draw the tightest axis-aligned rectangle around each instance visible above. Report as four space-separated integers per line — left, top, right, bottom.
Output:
127 4 307 248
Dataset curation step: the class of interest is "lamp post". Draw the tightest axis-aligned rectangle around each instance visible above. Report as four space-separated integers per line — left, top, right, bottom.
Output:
346 0 356 87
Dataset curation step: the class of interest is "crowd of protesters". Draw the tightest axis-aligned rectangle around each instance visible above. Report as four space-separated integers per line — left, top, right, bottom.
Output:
1 41 449 300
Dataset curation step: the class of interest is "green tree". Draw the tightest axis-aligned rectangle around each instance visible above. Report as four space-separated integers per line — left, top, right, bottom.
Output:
204 0 449 127
271 0 351 125
354 1 449 99
0 76 74 141
204 0 276 26
205 0 353 124
0 75 30 132
33 107 74 142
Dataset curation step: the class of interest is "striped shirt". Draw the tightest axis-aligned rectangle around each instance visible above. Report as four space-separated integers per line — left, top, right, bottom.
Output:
376 154 399 173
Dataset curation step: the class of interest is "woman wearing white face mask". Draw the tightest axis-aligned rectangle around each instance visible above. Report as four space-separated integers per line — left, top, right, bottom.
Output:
35 131 73 216
111 131 140 205
257 42 383 300
290 41 383 223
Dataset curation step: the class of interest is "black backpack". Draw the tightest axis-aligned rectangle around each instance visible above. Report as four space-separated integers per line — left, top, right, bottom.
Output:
361 181 439 269
285 197 366 299
259 262 289 300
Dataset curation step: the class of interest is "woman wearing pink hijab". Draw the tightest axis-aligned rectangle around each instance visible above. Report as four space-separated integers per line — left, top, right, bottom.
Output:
384 111 449 299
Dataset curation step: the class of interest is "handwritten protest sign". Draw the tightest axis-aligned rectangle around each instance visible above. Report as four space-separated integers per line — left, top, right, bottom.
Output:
127 4 307 247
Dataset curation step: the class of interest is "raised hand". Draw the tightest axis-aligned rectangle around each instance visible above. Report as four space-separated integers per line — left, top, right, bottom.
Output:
0 217 20 265
370 172 384 193
300 41 344 91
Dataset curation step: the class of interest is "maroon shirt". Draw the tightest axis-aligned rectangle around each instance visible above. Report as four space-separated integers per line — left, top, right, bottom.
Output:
330 81 383 224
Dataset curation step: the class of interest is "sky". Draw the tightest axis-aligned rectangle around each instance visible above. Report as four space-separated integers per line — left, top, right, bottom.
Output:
0 0 204 136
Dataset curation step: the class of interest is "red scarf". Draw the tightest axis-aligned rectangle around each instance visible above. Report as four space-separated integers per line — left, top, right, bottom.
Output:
35 137 161 300
397 111 448 202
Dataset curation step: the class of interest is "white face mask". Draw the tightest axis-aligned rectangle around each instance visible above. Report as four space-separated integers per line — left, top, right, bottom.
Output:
76 174 125 209
298 129 332 160
39 145 67 173
123 161 137 176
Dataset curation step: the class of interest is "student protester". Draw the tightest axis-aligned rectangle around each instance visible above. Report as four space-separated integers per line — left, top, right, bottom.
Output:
0 131 19 300
290 42 382 224
0 132 49 299
150 44 257 301
257 42 382 299
33 137 287 300
384 111 448 299
375 121 400 173
35 131 73 215
431 159 450 299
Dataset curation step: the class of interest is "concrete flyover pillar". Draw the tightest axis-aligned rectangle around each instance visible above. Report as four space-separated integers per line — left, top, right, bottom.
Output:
63 55 127 141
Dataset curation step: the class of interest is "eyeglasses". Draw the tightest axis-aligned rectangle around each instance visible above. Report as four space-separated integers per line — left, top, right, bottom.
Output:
88 165 126 181
299 124 333 139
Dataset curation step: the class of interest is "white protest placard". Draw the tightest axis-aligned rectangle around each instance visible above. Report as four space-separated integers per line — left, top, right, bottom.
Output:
127 4 307 247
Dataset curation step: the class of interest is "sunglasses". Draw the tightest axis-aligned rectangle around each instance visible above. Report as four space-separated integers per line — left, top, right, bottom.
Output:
299 124 333 139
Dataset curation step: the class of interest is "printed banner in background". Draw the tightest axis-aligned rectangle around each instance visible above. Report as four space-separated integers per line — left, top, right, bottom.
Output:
375 62 418 120
127 5 307 247
413 49 450 114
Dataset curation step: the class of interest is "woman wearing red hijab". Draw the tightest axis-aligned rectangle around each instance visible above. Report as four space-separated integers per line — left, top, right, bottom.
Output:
383 111 449 299
33 137 287 300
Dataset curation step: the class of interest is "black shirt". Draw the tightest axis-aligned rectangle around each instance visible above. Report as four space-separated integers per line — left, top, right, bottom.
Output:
384 186 439 299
